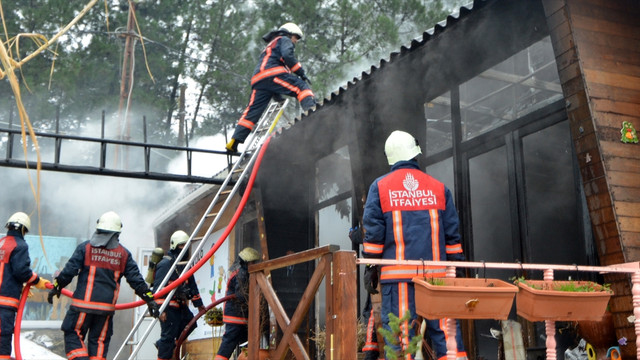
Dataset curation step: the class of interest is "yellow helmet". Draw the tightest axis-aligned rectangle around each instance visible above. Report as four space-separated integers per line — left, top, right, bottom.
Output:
6 212 31 232
238 247 260 262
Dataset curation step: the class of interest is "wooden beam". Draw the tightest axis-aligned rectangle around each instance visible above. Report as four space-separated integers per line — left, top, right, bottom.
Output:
249 244 339 273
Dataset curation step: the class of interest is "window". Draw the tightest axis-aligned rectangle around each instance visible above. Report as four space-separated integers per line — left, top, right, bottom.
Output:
460 36 563 140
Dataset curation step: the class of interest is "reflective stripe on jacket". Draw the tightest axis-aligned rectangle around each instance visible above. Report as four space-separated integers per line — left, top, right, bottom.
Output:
250 36 306 86
152 249 204 308
361 160 464 283
57 240 150 314
0 231 39 310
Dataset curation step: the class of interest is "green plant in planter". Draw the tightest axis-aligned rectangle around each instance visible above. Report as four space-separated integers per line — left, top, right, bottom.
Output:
511 276 541 289
511 276 611 292
425 277 445 286
378 311 422 360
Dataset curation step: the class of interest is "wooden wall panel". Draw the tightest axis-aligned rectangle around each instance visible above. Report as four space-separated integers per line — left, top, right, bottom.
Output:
543 0 640 356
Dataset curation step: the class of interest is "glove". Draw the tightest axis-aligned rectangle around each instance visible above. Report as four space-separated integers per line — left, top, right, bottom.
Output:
47 280 62 304
141 291 160 318
349 226 363 245
363 265 379 295
300 74 312 85
34 278 51 290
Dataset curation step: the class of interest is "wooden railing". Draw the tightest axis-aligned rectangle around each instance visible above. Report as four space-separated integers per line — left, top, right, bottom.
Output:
247 245 357 360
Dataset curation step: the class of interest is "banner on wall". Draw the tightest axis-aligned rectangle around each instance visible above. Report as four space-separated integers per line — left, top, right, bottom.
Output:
188 228 230 341
23 235 79 321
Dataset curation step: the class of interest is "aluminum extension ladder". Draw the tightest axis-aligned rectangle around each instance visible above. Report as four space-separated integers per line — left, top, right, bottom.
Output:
113 99 290 360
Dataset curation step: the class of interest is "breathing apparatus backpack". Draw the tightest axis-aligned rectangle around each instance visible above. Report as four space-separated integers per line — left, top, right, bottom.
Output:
145 247 165 285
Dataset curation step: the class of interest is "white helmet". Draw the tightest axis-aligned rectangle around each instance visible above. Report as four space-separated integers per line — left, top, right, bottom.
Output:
96 211 122 233
279 22 303 39
6 212 31 232
170 230 189 250
384 130 422 165
238 247 260 262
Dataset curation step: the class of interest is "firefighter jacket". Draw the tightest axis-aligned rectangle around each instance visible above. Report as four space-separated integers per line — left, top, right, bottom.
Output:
0 230 40 310
222 260 249 326
361 160 465 283
56 239 151 315
152 249 203 309
250 35 307 86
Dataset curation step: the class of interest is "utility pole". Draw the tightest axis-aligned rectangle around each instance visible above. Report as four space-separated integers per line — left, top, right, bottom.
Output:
178 84 186 147
116 2 137 169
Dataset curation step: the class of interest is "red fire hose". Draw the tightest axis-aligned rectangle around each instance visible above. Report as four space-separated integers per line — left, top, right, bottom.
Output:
172 294 235 359
15 284 32 360
16 135 273 359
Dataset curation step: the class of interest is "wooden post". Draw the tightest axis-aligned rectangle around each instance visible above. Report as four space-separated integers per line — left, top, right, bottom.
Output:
543 269 556 360
331 251 358 360
248 273 261 359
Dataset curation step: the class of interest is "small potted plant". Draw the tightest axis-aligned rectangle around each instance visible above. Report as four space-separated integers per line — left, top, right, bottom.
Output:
204 307 224 326
515 278 612 322
378 311 423 360
412 276 518 320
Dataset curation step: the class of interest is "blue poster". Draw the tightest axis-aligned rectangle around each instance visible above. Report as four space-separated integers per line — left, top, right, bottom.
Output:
23 235 79 321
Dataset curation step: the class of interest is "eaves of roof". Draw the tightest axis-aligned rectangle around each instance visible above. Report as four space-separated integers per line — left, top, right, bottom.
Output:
292 0 483 124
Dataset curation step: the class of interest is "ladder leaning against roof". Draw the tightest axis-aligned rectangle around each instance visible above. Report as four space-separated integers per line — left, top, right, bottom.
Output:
113 99 290 360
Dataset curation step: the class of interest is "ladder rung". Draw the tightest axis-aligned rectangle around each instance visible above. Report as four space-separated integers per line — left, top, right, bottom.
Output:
193 236 204 241
206 212 218 218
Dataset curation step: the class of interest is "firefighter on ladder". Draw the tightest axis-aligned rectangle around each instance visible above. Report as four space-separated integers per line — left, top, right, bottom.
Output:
0 212 50 359
153 230 205 360
361 131 468 360
215 247 261 360
48 211 160 360
225 22 316 153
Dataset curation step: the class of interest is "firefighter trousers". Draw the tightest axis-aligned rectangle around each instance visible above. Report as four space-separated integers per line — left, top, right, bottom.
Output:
232 73 316 143
214 322 248 360
156 305 195 360
0 307 16 358
381 282 467 360
61 308 113 360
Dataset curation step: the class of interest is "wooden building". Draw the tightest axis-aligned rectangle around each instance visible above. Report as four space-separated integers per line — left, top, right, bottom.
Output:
156 0 640 358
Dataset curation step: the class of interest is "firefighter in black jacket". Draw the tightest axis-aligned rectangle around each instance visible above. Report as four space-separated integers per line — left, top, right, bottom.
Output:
47 211 159 360
214 247 260 360
0 212 50 357
225 22 316 153
153 230 205 360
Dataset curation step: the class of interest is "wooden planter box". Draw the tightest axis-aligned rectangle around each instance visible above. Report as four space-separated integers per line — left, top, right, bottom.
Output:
412 277 518 320
516 280 612 322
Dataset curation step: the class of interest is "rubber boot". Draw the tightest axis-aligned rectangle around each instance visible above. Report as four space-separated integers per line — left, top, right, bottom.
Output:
225 138 238 153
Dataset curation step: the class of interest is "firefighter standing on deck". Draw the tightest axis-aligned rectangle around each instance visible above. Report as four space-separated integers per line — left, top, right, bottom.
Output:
47 211 159 360
361 131 468 360
214 247 260 360
0 212 50 359
153 230 205 360
225 22 316 153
